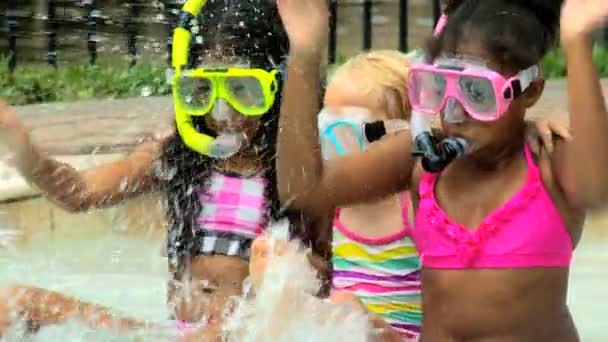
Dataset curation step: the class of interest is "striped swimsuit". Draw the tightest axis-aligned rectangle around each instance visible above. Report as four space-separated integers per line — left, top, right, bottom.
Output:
332 194 422 340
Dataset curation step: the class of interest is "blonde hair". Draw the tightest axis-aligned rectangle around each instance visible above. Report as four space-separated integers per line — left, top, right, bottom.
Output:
329 50 411 120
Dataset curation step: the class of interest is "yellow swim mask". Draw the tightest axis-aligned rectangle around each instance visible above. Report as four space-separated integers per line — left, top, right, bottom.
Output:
170 0 282 157
173 67 279 117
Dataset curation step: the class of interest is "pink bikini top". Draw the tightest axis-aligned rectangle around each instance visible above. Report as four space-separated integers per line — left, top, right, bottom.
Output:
411 144 573 269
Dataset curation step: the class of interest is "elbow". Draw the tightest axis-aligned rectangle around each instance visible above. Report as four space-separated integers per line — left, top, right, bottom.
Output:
570 190 608 211
56 199 91 213
52 190 97 213
565 181 608 210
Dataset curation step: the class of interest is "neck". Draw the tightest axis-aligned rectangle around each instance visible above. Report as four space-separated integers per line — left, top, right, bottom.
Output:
217 147 264 174
456 136 525 174
342 195 401 217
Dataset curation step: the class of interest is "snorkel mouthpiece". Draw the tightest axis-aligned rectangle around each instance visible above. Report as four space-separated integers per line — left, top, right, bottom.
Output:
413 135 468 173
410 110 469 173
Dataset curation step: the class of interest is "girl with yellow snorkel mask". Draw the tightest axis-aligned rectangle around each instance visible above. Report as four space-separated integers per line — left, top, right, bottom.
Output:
0 0 331 335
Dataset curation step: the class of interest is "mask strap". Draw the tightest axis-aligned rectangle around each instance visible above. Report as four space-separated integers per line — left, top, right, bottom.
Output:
517 65 540 90
278 60 288 81
509 65 539 98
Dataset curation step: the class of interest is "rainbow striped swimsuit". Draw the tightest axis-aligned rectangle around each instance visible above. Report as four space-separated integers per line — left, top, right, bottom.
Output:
331 195 422 339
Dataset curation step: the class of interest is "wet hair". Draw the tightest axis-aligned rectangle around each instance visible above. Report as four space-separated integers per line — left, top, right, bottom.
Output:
429 0 563 70
160 0 291 271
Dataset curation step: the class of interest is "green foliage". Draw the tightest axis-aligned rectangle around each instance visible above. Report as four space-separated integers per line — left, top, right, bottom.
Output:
541 44 608 78
0 59 171 106
2 44 608 106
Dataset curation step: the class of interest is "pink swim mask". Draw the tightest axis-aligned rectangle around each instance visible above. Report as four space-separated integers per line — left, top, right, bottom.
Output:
407 57 540 122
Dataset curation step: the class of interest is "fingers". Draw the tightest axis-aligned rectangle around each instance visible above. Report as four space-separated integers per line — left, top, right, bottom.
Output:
527 132 541 155
549 121 573 141
537 125 554 154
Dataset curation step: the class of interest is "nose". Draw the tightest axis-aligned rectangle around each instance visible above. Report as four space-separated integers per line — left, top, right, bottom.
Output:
211 99 237 122
442 97 467 124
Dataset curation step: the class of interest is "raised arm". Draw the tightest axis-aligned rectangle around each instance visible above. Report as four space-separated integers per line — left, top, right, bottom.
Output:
0 101 162 212
553 1 608 208
276 0 414 217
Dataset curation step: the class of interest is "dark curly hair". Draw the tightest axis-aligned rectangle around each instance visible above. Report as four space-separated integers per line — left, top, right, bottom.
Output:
159 0 291 271
429 0 563 69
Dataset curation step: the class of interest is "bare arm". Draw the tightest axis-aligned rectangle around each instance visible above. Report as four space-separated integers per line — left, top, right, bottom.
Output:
0 285 147 335
277 51 414 217
553 38 608 208
551 2 608 208
13 132 161 212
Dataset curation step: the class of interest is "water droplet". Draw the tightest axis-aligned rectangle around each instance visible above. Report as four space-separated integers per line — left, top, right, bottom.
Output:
119 178 129 192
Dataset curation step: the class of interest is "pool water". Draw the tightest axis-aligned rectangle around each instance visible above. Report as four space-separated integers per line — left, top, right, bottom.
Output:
0 229 170 341
1 220 608 341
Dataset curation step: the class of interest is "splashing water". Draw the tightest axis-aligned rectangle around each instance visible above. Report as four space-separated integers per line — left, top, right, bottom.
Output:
221 220 372 342
1 218 373 342
1 321 174 342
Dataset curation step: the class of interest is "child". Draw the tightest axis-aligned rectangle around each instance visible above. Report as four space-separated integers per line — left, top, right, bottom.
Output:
277 0 607 340
320 50 422 340
0 0 328 333
319 50 568 341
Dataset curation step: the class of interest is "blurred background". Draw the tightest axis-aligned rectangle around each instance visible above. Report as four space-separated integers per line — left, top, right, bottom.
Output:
1 0 607 106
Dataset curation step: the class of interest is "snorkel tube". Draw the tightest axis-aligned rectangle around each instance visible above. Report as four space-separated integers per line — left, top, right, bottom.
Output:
410 110 468 173
172 0 241 158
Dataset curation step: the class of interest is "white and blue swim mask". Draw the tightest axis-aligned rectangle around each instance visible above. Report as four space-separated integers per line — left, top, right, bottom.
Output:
318 106 409 160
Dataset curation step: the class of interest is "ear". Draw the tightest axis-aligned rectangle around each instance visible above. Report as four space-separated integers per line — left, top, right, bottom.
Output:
521 79 545 108
383 88 410 120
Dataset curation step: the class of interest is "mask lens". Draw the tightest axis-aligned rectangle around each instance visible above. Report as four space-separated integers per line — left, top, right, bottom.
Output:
458 76 497 118
178 76 213 110
224 76 266 110
320 120 365 160
411 70 446 112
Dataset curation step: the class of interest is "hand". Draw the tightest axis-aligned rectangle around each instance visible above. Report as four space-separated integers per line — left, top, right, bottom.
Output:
153 126 175 144
277 0 329 54
526 118 572 154
560 0 608 44
0 100 28 149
